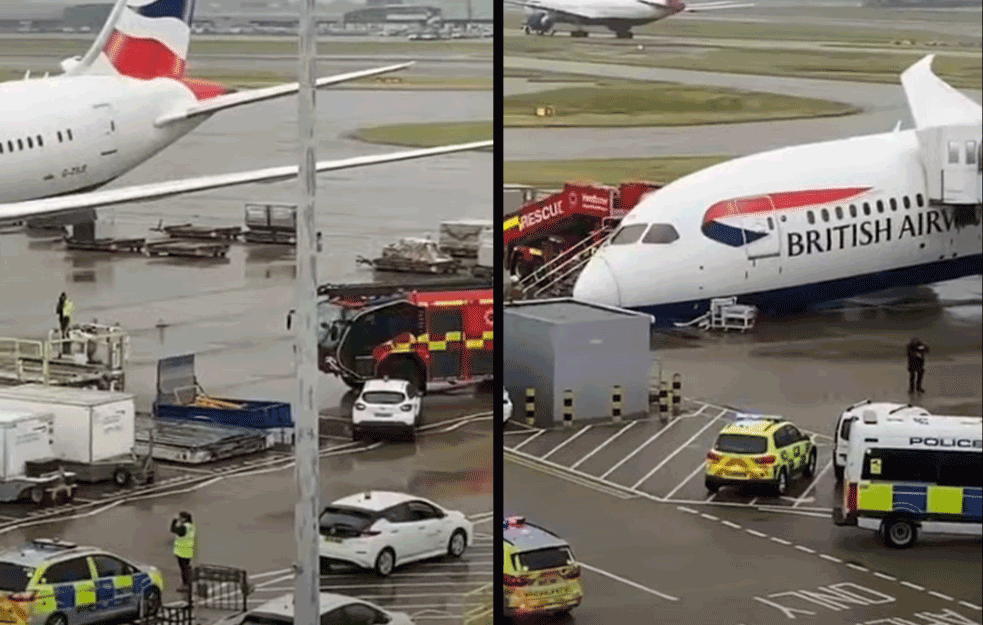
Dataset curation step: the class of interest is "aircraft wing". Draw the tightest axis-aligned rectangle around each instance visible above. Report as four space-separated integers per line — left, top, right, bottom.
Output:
0 141 492 222
155 62 414 127
682 2 756 11
900 54 982 129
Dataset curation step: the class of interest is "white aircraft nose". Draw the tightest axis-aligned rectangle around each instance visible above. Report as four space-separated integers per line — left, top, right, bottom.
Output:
573 254 622 307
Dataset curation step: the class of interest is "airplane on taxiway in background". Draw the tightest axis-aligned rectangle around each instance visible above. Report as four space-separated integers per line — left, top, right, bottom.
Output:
572 55 982 324
0 0 491 224
506 0 756 39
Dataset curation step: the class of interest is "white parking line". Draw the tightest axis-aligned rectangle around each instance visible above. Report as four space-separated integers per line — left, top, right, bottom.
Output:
846 563 868 572
794 545 815 554
745 528 767 538
541 425 593 461
927 591 954 601
721 520 741 529
793 459 832 508
630 410 727 490
664 460 708 500
958 600 982 610
900 581 925 592
600 418 686 480
873 572 896 581
511 429 546 452
569 421 638 470
580 562 680 602
819 554 842 563
770 537 791 546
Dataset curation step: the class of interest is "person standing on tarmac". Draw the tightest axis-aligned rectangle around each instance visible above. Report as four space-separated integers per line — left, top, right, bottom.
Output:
907 337 929 394
171 511 197 591
55 292 74 355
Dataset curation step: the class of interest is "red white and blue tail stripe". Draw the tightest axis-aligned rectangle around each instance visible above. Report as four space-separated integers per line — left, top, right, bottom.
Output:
83 0 197 79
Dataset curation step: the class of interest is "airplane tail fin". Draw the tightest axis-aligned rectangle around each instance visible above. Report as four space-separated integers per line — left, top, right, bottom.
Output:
900 55 982 129
66 0 197 80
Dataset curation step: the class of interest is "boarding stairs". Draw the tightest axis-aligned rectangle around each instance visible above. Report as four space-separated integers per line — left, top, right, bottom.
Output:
674 297 758 332
515 225 614 299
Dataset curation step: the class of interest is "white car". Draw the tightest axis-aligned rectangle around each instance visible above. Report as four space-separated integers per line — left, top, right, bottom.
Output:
352 378 422 442
213 591 413 625
503 388 513 423
319 491 473 577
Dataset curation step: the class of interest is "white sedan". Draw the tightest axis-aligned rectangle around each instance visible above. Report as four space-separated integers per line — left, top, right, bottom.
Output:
213 591 413 625
319 491 473 577
352 378 422 442
503 388 513 423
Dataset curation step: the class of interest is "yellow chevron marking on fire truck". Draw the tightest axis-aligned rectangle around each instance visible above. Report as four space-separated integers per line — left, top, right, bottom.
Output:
445 332 462 341
428 341 447 351
504 217 519 231
482 331 493 340
466 339 484 349
434 300 466 306
479 299 493 305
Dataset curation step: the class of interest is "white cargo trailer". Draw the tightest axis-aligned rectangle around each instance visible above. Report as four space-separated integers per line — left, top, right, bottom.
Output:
438 219 493 259
0 409 76 505
471 228 494 279
0 385 152 486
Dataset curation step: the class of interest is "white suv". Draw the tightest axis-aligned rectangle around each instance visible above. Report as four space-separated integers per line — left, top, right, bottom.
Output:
503 388 513 423
319 491 473 577
352 378 422 442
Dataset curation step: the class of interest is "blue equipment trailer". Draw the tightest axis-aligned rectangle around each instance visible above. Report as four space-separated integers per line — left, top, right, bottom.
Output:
153 354 293 438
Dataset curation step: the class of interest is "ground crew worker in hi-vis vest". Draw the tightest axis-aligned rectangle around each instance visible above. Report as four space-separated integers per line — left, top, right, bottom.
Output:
170 511 196 590
55 292 74 355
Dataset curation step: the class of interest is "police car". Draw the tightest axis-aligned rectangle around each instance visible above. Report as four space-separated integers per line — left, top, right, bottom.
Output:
705 415 817 496
503 516 582 619
351 378 422 442
0 539 163 625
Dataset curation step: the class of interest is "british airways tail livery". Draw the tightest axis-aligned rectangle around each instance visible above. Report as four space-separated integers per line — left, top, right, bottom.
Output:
70 0 197 79
0 0 493 222
572 55 982 324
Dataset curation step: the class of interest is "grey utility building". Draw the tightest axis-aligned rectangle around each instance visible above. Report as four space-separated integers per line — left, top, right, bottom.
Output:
504 299 654 428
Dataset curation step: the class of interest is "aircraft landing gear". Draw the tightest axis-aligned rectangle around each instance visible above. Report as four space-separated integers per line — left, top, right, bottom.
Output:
614 30 634 39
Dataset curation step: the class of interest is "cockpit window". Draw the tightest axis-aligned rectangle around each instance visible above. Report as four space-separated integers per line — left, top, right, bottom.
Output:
642 224 680 244
610 224 648 245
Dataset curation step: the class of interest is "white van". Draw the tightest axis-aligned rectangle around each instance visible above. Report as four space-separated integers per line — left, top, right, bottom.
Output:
833 401 930 482
831 405 982 548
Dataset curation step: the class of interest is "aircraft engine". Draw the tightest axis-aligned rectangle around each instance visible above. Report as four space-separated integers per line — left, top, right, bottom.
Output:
526 11 556 32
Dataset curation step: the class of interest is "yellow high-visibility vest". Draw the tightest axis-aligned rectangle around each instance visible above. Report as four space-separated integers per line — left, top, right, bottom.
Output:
173 522 195 559
63 298 74 319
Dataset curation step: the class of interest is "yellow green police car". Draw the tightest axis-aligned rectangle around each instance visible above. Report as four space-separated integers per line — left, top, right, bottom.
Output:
705 416 817 496
503 516 582 620
0 539 163 625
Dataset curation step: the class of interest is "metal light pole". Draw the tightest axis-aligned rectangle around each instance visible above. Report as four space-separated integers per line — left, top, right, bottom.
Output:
294 0 320 622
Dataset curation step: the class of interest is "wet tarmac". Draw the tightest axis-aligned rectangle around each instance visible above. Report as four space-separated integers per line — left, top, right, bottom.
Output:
504 301 981 624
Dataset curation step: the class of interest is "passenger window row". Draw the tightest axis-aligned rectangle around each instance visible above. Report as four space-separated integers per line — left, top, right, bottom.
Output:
0 128 73 155
806 194 924 225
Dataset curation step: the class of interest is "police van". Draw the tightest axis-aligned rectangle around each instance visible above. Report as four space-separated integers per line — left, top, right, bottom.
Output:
832 401 932 482
831 404 982 548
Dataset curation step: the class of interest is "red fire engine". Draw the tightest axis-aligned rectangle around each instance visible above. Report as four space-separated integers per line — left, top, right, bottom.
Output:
314 279 493 391
503 181 660 278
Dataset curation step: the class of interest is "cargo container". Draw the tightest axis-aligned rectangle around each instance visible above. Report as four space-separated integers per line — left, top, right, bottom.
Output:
0 409 76 505
0 384 152 487
439 219 493 259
